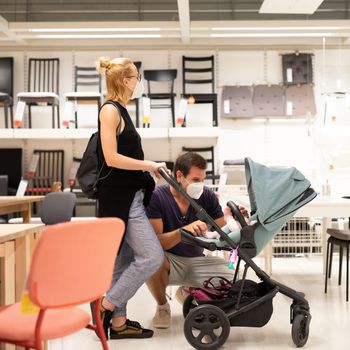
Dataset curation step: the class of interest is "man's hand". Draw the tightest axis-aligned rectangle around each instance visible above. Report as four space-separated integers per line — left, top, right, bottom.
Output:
183 220 208 236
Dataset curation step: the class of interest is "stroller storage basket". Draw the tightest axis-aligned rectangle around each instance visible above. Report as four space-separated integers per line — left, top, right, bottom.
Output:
195 281 278 328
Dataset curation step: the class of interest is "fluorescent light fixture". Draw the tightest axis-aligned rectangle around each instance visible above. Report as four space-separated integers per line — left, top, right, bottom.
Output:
211 33 333 38
211 26 343 31
259 0 324 14
30 27 161 32
36 34 162 39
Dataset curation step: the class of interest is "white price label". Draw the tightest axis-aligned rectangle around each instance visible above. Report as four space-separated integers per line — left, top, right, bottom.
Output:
14 101 26 127
177 98 188 125
62 101 74 127
286 101 293 116
26 154 40 178
224 99 230 114
286 68 293 83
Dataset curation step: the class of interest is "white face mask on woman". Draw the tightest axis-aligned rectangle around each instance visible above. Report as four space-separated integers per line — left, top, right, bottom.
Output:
131 79 144 100
186 181 204 199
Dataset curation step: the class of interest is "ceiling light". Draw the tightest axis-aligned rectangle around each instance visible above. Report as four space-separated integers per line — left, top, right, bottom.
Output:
30 27 161 32
211 26 343 31
35 34 162 39
210 33 333 38
259 0 324 14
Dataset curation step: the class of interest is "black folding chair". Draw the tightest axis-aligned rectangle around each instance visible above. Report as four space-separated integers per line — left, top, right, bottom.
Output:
182 56 218 127
17 58 60 128
27 150 64 196
182 146 219 185
143 69 177 127
0 57 14 128
65 66 102 128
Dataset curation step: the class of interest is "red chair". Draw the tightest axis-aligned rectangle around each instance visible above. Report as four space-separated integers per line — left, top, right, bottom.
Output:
0 218 125 350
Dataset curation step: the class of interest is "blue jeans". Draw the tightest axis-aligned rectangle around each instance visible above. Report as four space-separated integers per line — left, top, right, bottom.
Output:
106 190 164 318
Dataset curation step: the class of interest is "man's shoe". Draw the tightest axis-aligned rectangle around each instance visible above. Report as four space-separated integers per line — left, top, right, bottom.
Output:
152 302 171 329
110 319 154 339
90 298 113 340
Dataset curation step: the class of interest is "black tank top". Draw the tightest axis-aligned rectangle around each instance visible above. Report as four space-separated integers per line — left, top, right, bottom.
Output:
97 100 155 225
98 100 148 188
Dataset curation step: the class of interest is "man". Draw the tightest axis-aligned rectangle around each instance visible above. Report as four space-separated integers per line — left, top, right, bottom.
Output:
146 152 235 329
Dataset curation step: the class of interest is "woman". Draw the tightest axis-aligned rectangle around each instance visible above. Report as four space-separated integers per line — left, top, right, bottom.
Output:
95 57 165 340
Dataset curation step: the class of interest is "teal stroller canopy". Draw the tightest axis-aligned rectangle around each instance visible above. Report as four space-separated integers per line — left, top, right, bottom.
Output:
197 157 317 255
243 157 317 253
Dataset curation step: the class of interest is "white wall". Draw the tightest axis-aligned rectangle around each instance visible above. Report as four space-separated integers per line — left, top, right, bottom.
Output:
1 47 350 196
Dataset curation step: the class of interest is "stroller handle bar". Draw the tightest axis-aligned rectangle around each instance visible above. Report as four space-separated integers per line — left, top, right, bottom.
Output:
227 201 248 228
157 167 238 248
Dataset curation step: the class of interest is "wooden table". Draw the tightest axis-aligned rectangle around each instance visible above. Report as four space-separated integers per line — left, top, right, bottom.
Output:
0 223 45 350
0 224 45 303
0 196 44 223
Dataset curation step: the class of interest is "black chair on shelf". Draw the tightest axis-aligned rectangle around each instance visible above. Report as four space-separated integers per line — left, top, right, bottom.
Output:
26 149 64 196
181 55 218 127
132 61 142 128
0 57 14 128
143 69 177 128
182 146 219 185
65 66 102 128
325 228 350 302
0 148 22 195
17 58 60 128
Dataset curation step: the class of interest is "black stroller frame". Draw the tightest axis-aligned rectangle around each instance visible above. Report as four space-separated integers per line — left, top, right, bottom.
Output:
158 168 311 350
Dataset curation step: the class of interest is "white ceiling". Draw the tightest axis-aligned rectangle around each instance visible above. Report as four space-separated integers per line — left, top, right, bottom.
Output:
1 0 350 49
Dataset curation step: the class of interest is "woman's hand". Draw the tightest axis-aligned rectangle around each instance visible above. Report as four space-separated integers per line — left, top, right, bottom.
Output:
147 161 167 179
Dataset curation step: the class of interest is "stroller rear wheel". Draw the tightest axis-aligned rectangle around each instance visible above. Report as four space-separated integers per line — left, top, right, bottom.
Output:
183 294 195 318
184 304 230 350
291 313 310 347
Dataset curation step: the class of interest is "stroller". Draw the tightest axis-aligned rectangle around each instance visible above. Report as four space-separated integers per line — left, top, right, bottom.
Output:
159 157 317 350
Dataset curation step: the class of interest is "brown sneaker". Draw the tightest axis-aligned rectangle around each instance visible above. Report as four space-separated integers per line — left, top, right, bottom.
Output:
110 319 154 339
90 298 113 340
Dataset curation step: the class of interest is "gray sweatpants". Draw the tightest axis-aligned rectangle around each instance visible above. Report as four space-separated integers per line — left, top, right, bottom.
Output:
106 190 164 318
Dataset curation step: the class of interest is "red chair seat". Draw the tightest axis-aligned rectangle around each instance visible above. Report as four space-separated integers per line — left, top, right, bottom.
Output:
0 303 90 342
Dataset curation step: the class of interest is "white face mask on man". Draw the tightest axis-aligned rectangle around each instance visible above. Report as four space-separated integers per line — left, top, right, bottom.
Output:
131 79 144 100
186 181 204 199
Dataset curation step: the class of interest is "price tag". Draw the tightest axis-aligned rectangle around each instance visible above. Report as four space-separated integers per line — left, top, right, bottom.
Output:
176 98 188 125
26 154 40 178
286 68 293 83
142 97 151 125
62 101 75 128
223 99 230 114
68 160 80 186
13 101 26 128
286 101 293 116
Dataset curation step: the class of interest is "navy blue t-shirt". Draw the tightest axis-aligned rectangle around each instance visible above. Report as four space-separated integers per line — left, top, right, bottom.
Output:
146 184 223 257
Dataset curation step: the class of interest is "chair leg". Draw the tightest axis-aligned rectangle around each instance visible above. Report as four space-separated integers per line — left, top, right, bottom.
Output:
57 105 60 129
171 97 175 127
4 104 8 128
339 246 343 285
75 110 78 129
325 240 330 294
346 244 349 302
135 98 139 128
329 241 334 278
28 105 32 128
10 105 13 128
212 97 218 127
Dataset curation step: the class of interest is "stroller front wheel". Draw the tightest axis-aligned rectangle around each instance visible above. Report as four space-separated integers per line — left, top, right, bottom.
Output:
184 304 230 350
291 313 310 347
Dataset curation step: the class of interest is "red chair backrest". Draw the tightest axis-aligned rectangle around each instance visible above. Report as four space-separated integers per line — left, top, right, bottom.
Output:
27 218 124 309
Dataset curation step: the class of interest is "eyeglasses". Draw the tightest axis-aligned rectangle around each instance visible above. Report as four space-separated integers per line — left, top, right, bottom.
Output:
127 73 142 82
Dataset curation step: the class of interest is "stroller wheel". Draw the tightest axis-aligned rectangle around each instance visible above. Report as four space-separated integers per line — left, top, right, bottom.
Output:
184 304 230 350
183 295 195 318
291 313 310 347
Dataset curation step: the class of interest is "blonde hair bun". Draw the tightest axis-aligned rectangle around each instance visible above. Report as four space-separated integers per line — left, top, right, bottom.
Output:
96 57 111 73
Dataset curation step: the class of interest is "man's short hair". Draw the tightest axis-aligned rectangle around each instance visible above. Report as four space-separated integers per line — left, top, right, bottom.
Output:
174 152 207 177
